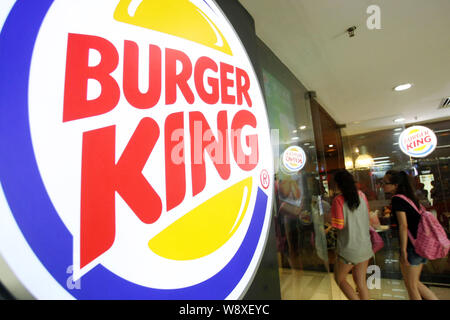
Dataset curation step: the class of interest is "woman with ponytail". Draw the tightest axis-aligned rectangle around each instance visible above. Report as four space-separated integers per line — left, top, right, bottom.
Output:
382 170 438 300
331 169 372 300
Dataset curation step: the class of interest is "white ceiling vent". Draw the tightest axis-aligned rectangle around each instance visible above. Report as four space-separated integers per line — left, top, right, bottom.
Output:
439 97 450 109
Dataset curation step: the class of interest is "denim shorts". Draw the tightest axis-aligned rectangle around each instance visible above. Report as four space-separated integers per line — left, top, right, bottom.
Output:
406 246 428 266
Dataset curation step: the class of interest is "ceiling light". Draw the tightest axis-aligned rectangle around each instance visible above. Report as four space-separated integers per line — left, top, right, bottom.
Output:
394 117 405 123
299 125 306 130
394 83 412 91
328 144 334 148
394 128 402 131
291 137 300 140
292 130 297 133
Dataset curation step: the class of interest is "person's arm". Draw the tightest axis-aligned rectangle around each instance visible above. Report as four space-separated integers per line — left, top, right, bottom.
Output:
359 191 371 219
395 210 410 266
330 196 344 230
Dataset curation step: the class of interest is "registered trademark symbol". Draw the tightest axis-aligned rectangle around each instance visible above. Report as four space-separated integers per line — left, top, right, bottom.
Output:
260 169 270 189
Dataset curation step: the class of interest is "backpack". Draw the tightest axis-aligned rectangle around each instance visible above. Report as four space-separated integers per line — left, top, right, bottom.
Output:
393 194 450 260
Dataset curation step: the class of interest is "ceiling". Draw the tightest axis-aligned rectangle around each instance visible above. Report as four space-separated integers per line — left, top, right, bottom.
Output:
238 0 450 136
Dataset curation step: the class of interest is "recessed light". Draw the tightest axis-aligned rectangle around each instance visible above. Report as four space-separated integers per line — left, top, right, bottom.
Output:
300 125 306 130
394 83 412 91
394 117 405 123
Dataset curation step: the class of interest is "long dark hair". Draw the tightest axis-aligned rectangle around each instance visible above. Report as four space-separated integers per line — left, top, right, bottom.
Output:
385 170 420 208
334 169 360 210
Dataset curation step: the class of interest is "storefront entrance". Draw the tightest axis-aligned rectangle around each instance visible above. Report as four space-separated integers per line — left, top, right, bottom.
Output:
343 117 450 288
258 36 450 299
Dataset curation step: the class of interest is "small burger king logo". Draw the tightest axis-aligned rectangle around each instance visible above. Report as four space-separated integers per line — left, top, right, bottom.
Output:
282 146 306 173
0 0 273 300
398 125 437 158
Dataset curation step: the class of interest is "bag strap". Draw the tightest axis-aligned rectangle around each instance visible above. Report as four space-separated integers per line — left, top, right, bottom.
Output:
392 194 423 214
392 194 418 246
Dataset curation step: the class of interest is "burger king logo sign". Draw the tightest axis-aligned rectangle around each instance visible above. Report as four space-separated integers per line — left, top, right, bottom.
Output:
398 125 437 158
282 146 306 173
0 0 273 299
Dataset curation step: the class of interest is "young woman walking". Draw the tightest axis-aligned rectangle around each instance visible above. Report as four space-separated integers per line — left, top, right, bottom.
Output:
331 169 373 300
382 170 438 300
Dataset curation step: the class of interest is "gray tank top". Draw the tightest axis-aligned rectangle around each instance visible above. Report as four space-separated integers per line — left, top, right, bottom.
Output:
336 192 373 264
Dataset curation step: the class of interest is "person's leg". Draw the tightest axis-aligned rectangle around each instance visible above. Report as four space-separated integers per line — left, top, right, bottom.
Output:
399 262 409 288
415 264 438 300
352 259 370 300
284 216 302 269
402 264 422 300
403 248 438 300
334 257 359 300
418 282 438 300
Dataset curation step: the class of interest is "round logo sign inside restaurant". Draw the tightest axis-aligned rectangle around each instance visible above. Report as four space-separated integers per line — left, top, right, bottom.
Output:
0 0 274 299
398 125 437 158
282 146 307 173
